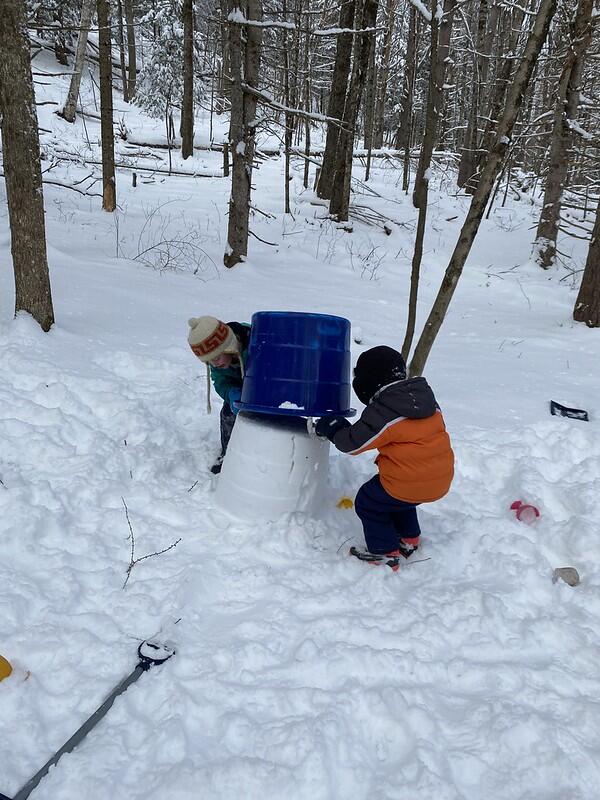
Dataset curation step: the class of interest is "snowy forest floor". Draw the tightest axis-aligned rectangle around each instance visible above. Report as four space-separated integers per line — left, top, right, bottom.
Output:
1 51 600 800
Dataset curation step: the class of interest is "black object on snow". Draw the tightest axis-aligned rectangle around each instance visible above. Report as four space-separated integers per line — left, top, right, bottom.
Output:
550 400 589 421
1 640 175 800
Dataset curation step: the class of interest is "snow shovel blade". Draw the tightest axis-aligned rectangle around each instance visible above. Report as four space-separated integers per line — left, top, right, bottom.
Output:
550 400 589 421
3 640 175 800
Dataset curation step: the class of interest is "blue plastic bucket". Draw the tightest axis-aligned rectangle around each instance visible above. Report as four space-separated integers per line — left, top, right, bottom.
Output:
234 311 355 417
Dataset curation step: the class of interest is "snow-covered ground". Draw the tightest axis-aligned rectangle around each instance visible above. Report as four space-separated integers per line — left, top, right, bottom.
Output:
1 51 599 800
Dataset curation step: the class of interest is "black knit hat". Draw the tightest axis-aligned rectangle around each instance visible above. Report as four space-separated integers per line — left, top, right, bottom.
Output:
352 346 407 405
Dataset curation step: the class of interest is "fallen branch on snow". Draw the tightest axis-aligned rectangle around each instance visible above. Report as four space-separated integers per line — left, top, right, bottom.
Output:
122 497 182 589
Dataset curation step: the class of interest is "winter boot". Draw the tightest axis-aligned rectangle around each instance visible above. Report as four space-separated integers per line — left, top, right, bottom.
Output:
397 537 420 559
349 546 401 572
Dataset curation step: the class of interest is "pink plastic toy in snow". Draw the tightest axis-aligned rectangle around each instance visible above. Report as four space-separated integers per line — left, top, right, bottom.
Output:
510 500 540 524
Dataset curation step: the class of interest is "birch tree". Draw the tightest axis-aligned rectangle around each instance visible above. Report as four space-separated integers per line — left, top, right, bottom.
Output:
60 0 95 123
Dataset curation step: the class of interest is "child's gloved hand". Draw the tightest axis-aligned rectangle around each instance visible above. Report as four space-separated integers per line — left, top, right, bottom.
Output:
228 388 242 414
315 415 351 441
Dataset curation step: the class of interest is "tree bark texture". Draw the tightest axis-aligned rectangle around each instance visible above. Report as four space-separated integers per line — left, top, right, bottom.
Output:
409 0 558 377
116 0 129 103
61 0 95 122
181 0 195 159
124 0 137 99
532 0 593 269
98 0 116 211
224 1 263 268
573 196 600 327
316 0 356 200
0 0 55 331
330 0 380 222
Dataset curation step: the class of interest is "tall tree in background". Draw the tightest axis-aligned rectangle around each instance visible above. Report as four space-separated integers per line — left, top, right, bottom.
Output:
316 0 356 201
472 4 526 185
395 5 418 191
372 0 397 150
409 0 558 376
97 0 116 211
116 0 130 103
532 0 593 269
215 0 231 113
330 0 379 222
124 0 137 99
0 0 55 331
61 0 95 123
573 198 600 327
456 0 497 192
224 1 263 268
181 0 195 158
402 0 456 361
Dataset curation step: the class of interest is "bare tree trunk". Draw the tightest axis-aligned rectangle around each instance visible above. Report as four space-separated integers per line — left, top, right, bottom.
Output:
396 6 417 191
181 0 195 159
372 0 396 149
302 7 312 189
116 0 129 103
532 0 593 269
283 0 293 213
475 4 525 179
224 1 263 268
124 0 137 99
363 35 377 150
215 0 231 113
401 0 456 361
573 196 600 327
53 4 69 66
0 0 54 331
330 0 380 222
98 0 116 211
316 0 356 200
409 0 557 377
61 0 95 122
457 0 490 190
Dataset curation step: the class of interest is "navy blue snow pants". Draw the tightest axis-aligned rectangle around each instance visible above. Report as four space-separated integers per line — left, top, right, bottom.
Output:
354 475 421 554
220 402 236 455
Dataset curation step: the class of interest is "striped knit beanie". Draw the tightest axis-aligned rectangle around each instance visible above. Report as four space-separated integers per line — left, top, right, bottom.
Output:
187 316 239 362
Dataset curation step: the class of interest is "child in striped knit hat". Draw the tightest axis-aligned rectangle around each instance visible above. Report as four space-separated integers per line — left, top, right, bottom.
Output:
187 316 251 473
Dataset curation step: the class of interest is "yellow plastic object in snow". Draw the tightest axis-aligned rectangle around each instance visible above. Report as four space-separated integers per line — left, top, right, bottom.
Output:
336 496 354 509
0 654 12 681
